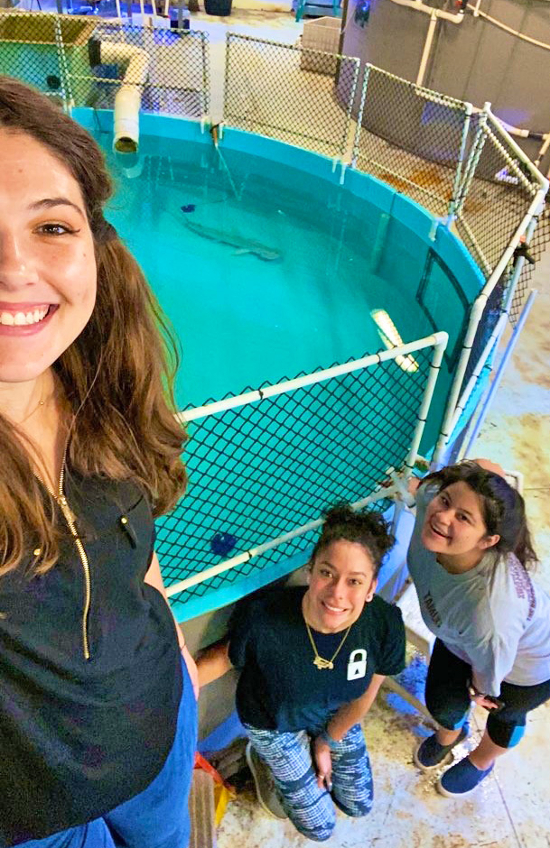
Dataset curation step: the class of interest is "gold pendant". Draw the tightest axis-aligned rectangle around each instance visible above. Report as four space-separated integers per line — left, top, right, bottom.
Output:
313 656 334 670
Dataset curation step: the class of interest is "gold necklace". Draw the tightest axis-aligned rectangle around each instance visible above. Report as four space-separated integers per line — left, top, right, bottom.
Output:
305 619 352 670
13 383 56 427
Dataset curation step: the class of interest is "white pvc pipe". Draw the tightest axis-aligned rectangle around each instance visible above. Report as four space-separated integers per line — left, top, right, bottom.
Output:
466 3 550 52
166 485 401 596
100 42 149 153
463 290 538 456
388 0 464 24
416 10 438 87
534 133 550 170
178 333 446 423
448 311 507 436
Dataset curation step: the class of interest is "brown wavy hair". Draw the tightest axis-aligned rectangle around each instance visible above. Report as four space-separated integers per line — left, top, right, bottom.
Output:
423 461 538 570
0 76 187 576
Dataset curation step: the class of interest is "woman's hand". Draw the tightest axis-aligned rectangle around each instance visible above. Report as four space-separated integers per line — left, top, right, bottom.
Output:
313 736 333 791
472 693 499 710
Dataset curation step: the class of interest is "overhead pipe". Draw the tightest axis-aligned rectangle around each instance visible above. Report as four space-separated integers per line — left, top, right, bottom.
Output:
89 38 149 154
387 0 464 90
388 0 464 25
416 10 438 87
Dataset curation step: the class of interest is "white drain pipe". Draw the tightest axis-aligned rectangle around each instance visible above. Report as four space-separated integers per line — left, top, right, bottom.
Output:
91 40 149 154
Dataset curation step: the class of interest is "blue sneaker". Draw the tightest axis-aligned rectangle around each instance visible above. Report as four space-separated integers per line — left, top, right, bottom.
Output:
437 756 494 797
413 723 469 772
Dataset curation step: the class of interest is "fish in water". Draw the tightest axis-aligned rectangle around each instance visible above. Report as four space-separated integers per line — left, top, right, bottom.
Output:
181 204 196 213
183 217 281 262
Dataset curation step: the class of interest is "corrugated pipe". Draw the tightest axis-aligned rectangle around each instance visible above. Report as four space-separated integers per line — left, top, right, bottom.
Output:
89 38 149 154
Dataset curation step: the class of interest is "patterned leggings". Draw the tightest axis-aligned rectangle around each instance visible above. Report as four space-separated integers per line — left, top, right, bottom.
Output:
244 723 373 842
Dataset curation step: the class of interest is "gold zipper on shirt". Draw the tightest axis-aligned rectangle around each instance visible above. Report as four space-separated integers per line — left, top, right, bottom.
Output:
36 441 92 661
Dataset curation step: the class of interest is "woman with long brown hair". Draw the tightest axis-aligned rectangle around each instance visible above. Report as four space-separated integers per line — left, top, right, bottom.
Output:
408 460 550 798
0 76 197 847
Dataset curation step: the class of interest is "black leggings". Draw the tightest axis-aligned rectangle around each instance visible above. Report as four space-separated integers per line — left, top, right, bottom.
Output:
425 639 550 748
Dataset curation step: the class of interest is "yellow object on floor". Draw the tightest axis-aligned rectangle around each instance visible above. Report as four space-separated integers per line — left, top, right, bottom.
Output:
214 783 237 827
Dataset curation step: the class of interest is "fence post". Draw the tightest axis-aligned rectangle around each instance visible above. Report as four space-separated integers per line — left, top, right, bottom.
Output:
447 100 473 223
53 13 73 112
351 63 370 169
453 102 488 220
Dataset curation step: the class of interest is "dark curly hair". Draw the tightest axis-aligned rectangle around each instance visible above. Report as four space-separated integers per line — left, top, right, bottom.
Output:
311 503 395 577
423 462 538 570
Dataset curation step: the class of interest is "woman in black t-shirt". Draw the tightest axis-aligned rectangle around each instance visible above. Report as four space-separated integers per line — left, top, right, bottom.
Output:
0 78 197 847
197 505 405 842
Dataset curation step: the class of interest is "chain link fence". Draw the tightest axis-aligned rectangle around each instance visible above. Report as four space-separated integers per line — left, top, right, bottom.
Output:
454 110 547 394
352 65 472 219
223 33 360 159
0 10 209 119
157 335 448 611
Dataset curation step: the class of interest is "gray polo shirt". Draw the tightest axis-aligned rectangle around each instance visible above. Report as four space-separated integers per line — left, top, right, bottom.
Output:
407 484 550 696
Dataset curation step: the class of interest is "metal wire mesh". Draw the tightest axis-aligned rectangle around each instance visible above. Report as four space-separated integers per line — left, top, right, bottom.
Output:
73 20 209 117
224 33 360 159
0 10 93 105
455 119 538 279
0 11 209 119
157 345 435 609
454 115 546 388
352 65 471 219
508 202 550 326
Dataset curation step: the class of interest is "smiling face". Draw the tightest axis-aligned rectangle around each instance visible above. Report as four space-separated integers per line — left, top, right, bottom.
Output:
421 481 500 566
0 129 97 384
303 539 378 633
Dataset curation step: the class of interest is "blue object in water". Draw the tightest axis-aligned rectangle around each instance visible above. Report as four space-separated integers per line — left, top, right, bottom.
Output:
181 204 196 213
210 532 237 557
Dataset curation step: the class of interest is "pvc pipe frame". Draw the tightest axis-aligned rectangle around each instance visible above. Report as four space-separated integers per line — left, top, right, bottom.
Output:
433 195 546 467
179 332 448 423
455 211 540 458
167 332 449 596
432 101 549 466
462 290 538 458
166 485 401 596
447 311 507 437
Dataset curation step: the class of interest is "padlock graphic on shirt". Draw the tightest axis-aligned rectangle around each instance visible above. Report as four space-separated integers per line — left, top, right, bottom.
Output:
347 649 367 680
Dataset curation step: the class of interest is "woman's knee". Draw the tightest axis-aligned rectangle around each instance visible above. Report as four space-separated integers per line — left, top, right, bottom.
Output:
283 787 336 842
291 814 336 842
486 716 525 749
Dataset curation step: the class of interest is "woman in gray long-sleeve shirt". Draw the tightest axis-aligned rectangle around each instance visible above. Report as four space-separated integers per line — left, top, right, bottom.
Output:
407 460 550 799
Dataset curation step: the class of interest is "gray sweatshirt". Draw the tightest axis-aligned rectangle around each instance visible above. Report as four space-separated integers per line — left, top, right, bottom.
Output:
407 484 550 696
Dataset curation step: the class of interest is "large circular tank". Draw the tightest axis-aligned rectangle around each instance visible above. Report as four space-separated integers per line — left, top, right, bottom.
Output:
341 0 550 167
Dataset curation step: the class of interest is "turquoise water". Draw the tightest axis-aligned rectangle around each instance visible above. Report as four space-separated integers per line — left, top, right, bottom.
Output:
89 127 470 618
98 132 436 410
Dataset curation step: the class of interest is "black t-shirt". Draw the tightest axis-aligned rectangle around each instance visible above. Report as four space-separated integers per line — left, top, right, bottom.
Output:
0 471 182 847
228 586 405 734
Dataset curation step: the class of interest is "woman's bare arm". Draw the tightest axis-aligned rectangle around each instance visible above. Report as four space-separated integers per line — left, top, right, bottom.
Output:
195 641 234 688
